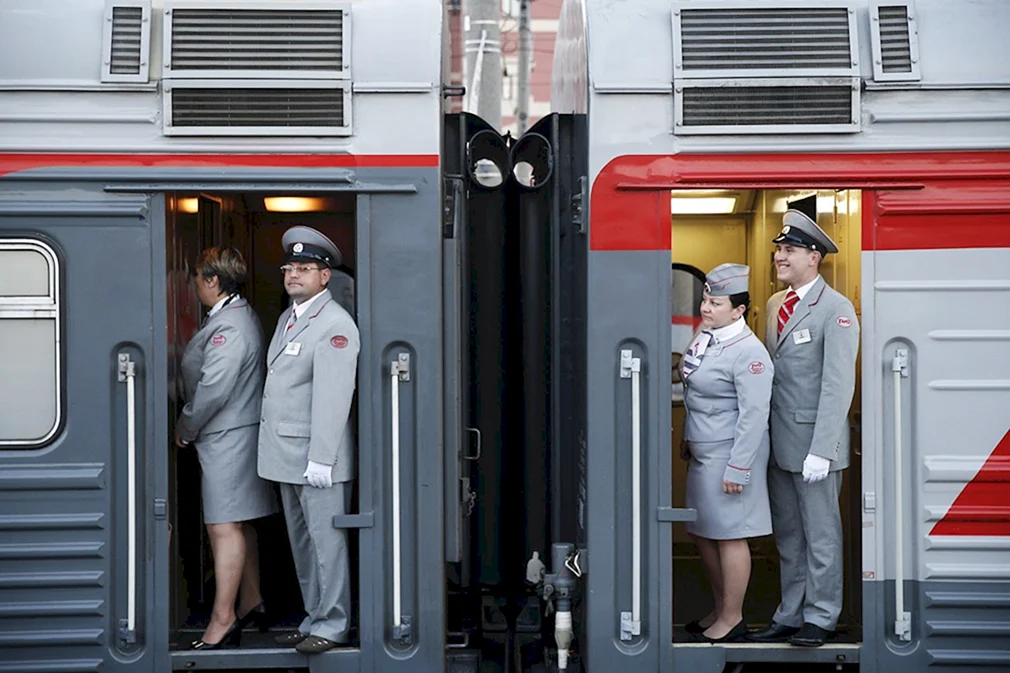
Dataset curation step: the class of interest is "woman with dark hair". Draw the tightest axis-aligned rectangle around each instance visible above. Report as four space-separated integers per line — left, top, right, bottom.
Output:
678 263 774 643
176 247 280 649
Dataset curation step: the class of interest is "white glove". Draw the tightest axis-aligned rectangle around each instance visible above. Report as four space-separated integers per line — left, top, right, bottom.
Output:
802 454 831 483
303 460 333 489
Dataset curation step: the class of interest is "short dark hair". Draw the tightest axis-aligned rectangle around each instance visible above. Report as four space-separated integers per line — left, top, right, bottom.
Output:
195 246 247 296
729 291 750 320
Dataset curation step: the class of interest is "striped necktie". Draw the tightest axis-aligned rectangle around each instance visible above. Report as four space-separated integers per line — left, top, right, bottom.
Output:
777 290 800 336
681 330 714 378
285 309 298 334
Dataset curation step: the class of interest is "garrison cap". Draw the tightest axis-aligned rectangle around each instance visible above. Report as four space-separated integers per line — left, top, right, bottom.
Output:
772 209 839 254
705 263 749 296
281 225 342 268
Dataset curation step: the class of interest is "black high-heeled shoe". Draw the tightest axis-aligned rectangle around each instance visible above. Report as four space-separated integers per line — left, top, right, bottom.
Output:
189 620 242 650
236 602 269 633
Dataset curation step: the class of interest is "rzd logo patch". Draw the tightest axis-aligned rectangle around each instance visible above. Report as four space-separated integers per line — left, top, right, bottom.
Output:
748 361 765 374
331 335 348 349
210 334 227 346
837 316 852 328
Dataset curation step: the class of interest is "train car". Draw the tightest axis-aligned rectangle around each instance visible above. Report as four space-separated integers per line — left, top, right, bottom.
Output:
550 0 1010 672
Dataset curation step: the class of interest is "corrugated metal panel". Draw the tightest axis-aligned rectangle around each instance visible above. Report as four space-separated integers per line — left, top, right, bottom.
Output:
110 6 143 74
678 7 851 71
878 6 913 73
168 8 344 72
680 84 854 129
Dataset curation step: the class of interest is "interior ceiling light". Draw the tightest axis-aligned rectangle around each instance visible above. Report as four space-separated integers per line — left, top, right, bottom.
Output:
773 194 837 214
263 196 327 213
670 197 737 215
178 197 199 214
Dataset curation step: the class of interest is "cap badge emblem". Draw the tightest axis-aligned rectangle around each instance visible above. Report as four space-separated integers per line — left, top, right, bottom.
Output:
293 242 304 253
782 225 791 235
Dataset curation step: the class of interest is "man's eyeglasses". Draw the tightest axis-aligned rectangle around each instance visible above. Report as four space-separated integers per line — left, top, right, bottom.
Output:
280 264 323 275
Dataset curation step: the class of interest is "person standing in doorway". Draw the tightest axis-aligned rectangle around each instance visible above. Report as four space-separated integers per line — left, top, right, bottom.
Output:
748 210 859 648
258 226 360 655
176 246 279 650
679 263 774 643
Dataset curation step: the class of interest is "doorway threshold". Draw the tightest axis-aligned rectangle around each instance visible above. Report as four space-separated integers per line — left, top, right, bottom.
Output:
171 637 361 670
673 641 860 664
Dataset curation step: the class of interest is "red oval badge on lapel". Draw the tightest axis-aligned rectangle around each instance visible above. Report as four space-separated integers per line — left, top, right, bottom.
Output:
331 335 348 349
748 361 765 374
837 316 852 328
211 334 226 346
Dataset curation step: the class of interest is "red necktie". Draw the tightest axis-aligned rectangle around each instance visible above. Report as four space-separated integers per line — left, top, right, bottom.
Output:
777 290 799 336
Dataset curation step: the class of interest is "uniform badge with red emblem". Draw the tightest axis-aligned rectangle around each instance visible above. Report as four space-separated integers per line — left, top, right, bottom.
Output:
210 334 227 346
331 335 348 349
748 361 765 374
837 316 852 328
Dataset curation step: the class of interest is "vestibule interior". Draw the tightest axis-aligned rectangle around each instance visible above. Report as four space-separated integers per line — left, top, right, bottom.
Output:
164 192 358 648
669 188 864 642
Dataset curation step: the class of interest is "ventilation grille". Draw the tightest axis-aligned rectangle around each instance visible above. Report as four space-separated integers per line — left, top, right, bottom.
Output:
680 85 855 131
877 6 912 73
110 6 144 74
168 9 344 73
171 87 345 128
678 8 852 71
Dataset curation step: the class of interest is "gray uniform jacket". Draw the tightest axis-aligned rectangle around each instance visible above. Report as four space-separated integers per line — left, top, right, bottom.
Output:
682 325 774 485
176 298 265 442
764 277 859 473
258 295 360 485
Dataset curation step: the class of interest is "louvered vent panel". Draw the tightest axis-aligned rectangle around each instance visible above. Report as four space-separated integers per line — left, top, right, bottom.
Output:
110 6 144 74
682 86 853 127
878 6 912 73
171 87 345 128
679 8 851 70
169 9 343 72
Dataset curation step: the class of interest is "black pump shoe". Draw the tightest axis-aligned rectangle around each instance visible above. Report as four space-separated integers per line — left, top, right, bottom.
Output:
189 621 242 650
685 619 710 635
699 620 748 644
237 602 269 633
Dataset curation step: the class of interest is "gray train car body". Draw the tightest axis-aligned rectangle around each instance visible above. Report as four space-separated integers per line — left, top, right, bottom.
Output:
0 0 1008 672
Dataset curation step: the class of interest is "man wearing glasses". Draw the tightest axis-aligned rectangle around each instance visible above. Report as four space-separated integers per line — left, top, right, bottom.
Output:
257 226 359 655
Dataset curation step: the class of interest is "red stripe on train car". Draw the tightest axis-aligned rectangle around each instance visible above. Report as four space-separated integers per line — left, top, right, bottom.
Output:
931 429 1010 536
590 152 1010 252
0 153 440 176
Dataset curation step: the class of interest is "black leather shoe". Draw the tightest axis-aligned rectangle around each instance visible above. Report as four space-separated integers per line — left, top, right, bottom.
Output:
746 621 800 642
790 622 829 647
237 602 269 633
684 619 708 635
189 621 241 650
274 631 308 647
700 620 748 643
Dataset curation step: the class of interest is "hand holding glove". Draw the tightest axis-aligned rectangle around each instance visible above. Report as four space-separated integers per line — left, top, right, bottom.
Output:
303 460 334 489
802 454 831 483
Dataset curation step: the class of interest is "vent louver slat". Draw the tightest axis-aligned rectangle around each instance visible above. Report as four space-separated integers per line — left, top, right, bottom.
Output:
682 86 852 127
169 9 344 72
110 6 144 74
171 88 345 128
679 8 851 70
878 6 913 73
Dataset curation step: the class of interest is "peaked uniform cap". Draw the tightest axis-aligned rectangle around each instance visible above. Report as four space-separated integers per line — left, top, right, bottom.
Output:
705 263 749 296
281 225 342 268
772 209 839 254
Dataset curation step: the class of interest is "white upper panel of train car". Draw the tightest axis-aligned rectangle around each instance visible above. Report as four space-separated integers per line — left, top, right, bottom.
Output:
0 0 443 155
552 0 1010 179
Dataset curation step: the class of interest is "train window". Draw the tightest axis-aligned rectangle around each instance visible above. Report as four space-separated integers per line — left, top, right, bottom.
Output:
0 240 61 448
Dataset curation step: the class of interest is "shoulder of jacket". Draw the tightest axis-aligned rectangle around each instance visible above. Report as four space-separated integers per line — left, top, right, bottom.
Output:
734 332 771 361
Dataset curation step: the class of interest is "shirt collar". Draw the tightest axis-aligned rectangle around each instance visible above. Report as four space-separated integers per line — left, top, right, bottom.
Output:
709 316 746 342
208 294 238 318
290 289 329 319
791 275 821 300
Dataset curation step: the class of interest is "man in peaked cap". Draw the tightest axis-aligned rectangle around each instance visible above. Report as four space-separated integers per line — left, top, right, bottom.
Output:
258 225 359 654
748 210 859 648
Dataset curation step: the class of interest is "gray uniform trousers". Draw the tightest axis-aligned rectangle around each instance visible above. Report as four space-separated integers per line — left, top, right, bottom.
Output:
280 481 352 643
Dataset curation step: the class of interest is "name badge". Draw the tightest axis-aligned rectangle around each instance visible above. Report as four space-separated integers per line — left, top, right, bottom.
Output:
284 342 302 356
793 329 811 345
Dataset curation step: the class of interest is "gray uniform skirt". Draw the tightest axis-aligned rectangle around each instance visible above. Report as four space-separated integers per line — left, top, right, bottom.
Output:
684 439 772 540
196 424 279 525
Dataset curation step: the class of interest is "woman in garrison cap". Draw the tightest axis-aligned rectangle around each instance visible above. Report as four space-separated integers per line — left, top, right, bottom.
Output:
175 246 279 650
678 263 774 643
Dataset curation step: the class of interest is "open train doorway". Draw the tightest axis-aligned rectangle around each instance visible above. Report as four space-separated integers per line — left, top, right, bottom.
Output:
163 191 358 655
669 188 864 657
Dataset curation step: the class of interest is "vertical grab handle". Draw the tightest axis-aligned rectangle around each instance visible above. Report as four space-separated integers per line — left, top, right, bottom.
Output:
619 349 642 641
117 353 138 645
390 353 413 644
892 349 911 641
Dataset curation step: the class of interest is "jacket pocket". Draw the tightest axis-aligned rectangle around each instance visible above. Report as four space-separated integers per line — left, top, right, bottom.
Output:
276 421 311 438
795 409 817 424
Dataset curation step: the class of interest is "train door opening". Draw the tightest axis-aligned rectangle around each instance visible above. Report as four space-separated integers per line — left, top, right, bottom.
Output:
669 188 864 647
163 191 359 654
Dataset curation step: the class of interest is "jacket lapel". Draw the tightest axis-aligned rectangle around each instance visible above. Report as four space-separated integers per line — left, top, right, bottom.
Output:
267 307 293 364
777 277 826 349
